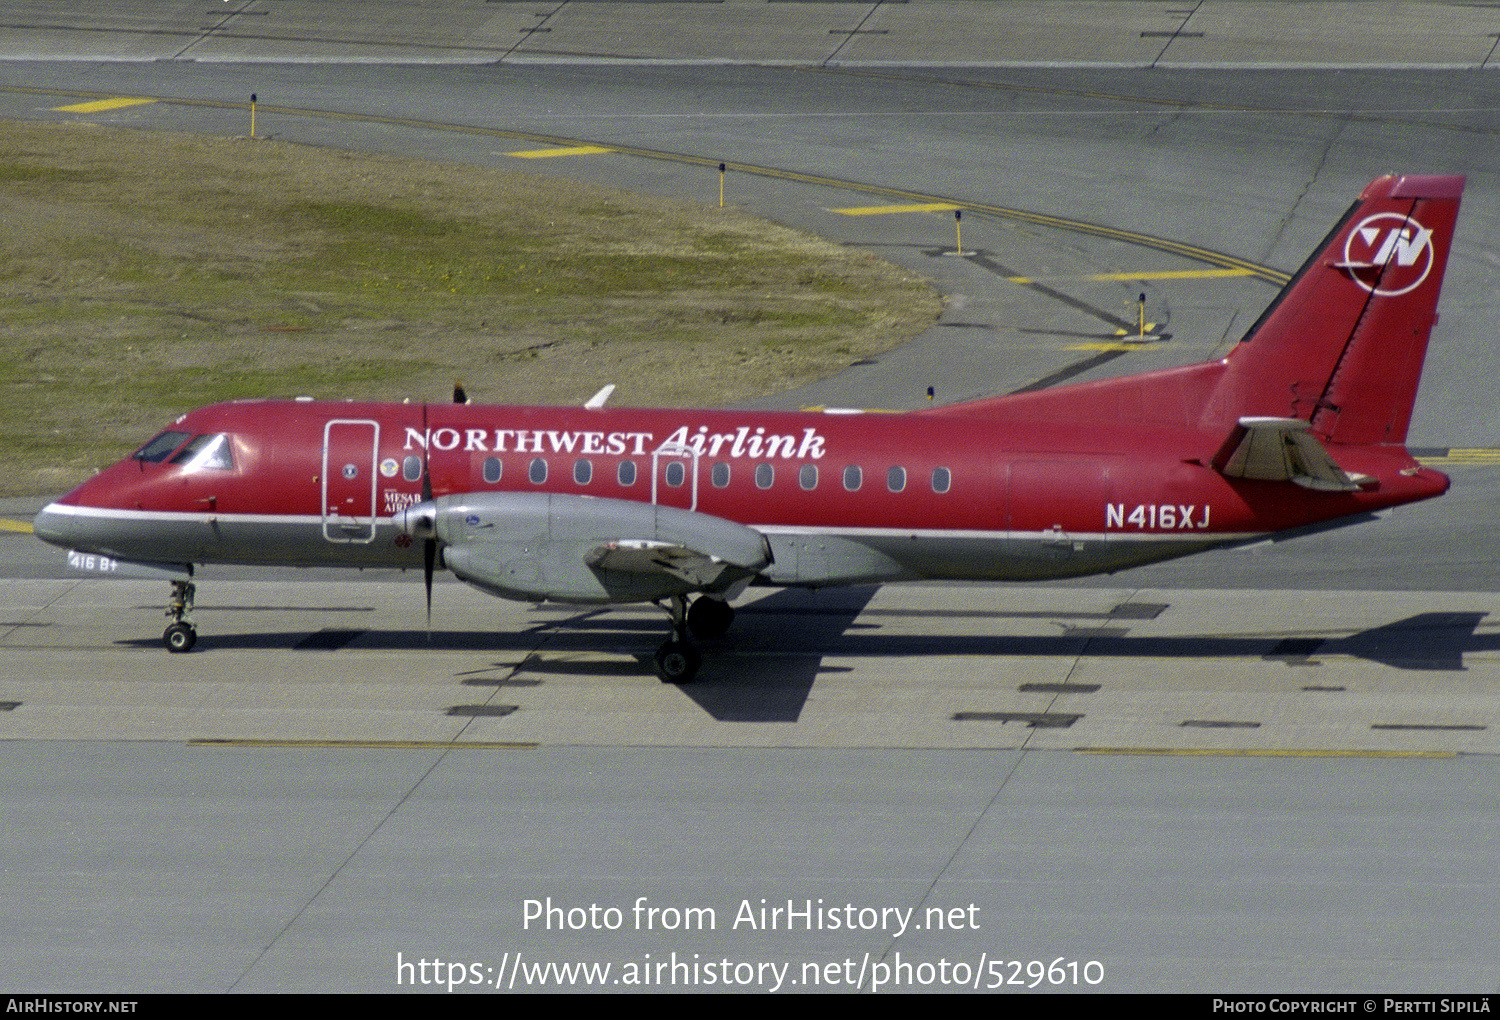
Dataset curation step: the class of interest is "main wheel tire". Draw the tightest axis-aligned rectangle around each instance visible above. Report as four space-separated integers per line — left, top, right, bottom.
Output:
687 596 735 640
654 640 702 684
164 622 197 653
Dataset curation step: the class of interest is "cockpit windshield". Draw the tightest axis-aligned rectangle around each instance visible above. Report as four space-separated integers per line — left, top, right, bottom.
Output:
168 433 235 472
131 430 191 463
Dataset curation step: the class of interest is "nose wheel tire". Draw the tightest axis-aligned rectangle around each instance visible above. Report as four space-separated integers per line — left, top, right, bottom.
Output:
654 640 701 684
164 622 197 653
163 578 197 652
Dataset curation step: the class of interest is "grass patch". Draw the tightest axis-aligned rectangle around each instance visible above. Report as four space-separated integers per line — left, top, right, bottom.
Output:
0 120 938 496
281 199 463 237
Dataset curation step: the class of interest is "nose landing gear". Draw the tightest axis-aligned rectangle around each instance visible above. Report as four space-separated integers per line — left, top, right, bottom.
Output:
164 579 197 653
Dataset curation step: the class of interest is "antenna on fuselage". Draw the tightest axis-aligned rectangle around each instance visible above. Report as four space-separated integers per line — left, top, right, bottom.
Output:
453 382 469 405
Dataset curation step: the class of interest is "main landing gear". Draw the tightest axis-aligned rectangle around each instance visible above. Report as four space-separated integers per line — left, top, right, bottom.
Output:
163 579 197 653
653 595 736 684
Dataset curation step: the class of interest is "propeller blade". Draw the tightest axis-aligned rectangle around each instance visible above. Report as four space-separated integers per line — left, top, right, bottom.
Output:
424 536 436 641
422 400 434 640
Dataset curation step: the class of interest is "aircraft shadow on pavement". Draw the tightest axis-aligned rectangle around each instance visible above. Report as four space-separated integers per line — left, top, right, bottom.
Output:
117 603 1492 721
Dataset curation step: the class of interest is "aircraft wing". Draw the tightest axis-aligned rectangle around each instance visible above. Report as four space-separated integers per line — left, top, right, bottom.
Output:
406 492 772 604
1219 417 1366 491
585 539 749 589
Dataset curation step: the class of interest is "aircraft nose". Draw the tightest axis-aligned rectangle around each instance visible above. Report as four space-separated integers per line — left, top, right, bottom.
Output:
32 503 76 549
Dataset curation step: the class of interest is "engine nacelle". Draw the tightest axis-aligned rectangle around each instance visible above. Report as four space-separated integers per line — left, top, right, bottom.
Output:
399 492 771 604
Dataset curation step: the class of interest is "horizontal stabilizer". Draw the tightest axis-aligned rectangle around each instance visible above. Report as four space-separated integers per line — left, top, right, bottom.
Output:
1219 417 1366 491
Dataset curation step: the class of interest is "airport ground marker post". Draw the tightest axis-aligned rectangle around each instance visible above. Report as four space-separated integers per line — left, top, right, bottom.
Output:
719 163 726 208
1119 292 1163 343
250 93 256 139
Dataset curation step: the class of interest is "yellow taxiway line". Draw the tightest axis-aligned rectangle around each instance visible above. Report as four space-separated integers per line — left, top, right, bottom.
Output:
1008 268 1258 284
507 145 614 159
52 97 156 114
829 202 961 216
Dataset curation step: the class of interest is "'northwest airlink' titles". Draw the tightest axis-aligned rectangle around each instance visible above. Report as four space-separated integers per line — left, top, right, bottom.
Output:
404 424 829 460
522 896 979 937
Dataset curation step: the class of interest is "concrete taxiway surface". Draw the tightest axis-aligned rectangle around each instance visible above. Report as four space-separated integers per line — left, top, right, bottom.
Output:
4 576 1500 753
2 1 1499 994
5 1 1500 68
6 740 1494 993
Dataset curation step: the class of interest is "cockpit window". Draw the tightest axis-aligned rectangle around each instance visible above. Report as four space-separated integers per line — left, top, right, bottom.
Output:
131 430 191 463
168 433 235 471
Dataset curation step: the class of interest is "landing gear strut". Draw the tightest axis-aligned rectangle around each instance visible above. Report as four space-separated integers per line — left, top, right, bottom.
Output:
163 579 197 653
652 596 738 683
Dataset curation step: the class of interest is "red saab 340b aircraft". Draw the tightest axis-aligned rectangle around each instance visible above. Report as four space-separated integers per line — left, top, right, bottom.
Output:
35 175 1463 682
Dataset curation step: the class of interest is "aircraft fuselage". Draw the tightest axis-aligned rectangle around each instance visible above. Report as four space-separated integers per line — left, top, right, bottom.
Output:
36 397 1447 590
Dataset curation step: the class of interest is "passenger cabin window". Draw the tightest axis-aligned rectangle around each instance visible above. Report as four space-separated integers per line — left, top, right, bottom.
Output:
132 430 191 463
169 433 234 472
482 457 502 484
406 455 426 482
529 458 547 484
711 462 731 488
618 461 637 486
799 465 818 491
887 466 906 493
754 464 774 490
573 459 592 485
843 465 862 492
664 461 686 487
932 467 952 494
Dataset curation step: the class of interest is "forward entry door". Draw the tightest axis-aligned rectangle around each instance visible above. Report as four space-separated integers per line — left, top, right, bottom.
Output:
322 419 380 542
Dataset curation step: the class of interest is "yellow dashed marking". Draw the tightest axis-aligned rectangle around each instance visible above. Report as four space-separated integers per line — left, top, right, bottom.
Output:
507 145 613 159
0 518 33 534
1419 448 1500 464
52 97 157 114
1440 448 1500 461
829 202 961 216
1007 268 1258 284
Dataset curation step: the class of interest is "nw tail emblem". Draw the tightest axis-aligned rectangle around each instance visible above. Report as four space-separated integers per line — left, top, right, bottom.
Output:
1340 212 1435 296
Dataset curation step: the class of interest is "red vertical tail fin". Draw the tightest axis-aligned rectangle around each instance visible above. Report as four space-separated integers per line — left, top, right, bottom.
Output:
1209 175 1463 445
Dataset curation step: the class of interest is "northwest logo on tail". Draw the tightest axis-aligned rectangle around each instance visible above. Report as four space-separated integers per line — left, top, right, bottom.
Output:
1341 212 1435 296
